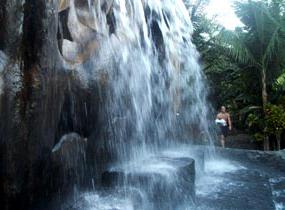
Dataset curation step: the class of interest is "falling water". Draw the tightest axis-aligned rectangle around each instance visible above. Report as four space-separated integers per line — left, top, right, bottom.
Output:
63 0 212 160
60 0 214 209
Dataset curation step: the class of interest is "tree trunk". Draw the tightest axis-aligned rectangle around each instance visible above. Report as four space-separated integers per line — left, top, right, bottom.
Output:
261 67 269 150
264 136 270 151
276 133 281 151
261 67 268 108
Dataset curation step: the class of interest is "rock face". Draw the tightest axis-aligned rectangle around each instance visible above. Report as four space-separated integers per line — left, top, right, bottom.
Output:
51 133 87 192
0 1 104 209
0 51 7 95
102 157 196 210
1 1 62 209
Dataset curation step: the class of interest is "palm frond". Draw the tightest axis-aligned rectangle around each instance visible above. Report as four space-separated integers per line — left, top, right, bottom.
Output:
218 29 258 66
262 26 281 64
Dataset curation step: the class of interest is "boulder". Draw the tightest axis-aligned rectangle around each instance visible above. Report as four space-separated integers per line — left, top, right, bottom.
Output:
52 133 87 183
102 156 196 210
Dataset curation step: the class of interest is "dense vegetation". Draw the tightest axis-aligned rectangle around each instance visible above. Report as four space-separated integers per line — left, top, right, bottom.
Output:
185 0 285 150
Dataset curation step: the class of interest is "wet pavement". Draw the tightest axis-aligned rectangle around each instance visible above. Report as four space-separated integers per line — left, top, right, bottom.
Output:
196 148 285 210
60 147 285 210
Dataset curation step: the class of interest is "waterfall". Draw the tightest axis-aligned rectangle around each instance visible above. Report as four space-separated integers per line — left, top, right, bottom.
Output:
62 0 212 160
3 1 285 210
59 0 214 209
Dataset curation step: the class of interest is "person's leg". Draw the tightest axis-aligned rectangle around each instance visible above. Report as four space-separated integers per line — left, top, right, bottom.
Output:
220 134 225 148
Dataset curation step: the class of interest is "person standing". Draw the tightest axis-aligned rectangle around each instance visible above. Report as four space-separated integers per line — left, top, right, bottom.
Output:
216 106 232 148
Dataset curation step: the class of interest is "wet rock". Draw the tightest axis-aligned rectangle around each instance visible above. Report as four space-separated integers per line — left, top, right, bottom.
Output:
0 51 7 95
57 0 106 66
59 0 113 14
102 157 196 210
0 1 72 209
51 133 87 187
0 51 7 72
0 0 24 55
0 0 109 209
62 190 140 210
52 132 87 169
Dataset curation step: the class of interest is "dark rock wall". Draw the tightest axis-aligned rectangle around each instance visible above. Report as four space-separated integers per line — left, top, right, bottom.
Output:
0 1 101 209
1 1 63 209
0 0 7 50
0 0 23 56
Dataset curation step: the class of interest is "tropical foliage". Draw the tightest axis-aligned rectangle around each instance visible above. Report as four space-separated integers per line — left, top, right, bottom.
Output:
185 0 285 150
264 104 285 150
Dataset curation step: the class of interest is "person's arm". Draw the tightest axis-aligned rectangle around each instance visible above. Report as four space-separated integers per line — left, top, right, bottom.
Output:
216 113 220 119
228 113 232 130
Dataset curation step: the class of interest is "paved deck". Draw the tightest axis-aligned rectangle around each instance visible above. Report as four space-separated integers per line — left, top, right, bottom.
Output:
196 148 285 210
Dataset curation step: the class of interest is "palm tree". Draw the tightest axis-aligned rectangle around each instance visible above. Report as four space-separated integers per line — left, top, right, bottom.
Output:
219 0 285 150
220 0 285 109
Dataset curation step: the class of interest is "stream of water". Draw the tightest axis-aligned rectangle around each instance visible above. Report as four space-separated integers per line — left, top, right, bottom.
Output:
61 0 214 209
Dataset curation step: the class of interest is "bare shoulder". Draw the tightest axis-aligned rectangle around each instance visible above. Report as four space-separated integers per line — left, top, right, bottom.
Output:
217 113 222 118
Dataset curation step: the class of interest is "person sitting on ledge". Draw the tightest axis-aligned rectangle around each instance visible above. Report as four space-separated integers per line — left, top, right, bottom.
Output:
215 106 232 148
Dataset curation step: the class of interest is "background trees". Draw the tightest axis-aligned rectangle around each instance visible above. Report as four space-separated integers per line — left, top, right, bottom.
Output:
186 0 285 150
221 0 285 108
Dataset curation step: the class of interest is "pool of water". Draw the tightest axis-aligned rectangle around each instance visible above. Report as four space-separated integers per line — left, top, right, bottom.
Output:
62 147 285 210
